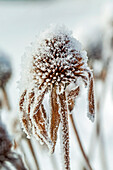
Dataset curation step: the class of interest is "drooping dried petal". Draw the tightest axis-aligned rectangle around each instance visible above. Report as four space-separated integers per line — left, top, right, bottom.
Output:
87 71 95 122
49 85 61 153
19 90 32 137
67 86 80 112
59 91 70 170
33 104 49 145
33 87 47 115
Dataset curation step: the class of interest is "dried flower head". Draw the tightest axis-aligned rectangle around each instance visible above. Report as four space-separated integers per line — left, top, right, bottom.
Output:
86 38 105 80
0 122 26 170
0 52 12 87
87 39 102 61
19 25 95 169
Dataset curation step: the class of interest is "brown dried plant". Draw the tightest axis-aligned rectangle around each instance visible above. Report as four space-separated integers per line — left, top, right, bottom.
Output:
19 25 95 169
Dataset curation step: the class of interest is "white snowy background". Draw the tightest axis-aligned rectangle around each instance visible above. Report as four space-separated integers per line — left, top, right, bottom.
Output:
0 0 113 170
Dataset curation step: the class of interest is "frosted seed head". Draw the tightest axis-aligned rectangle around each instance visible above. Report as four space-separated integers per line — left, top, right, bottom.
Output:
19 25 90 89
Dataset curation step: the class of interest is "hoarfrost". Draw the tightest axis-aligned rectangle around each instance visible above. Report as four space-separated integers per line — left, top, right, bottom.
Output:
19 24 95 169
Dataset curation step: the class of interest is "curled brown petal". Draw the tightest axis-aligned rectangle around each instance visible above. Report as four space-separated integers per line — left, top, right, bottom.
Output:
19 90 32 136
33 104 52 149
33 87 47 115
67 86 80 112
50 85 61 153
28 89 35 114
88 71 95 122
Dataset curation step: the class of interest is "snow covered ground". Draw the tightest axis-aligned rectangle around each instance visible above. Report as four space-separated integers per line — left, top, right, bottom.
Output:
0 0 113 170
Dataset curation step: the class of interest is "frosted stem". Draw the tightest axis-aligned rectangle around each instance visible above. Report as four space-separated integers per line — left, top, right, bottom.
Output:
59 91 70 170
27 139 40 170
69 114 92 170
1 86 11 110
20 142 31 170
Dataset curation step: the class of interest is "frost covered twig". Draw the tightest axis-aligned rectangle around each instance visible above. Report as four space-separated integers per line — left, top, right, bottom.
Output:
19 25 95 169
1 86 11 110
27 139 40 170
59 91 70 169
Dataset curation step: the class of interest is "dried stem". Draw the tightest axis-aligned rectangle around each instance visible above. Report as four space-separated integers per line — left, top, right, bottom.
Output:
27 139 40 170
2 164 11 170
20 142 31 170
59 91 70 170
50 154 59 170
6 153 27 170
69 114 93 170
1 86 11 110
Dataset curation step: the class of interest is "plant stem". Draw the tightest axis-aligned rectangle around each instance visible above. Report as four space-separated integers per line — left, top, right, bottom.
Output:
27 139 40 170
69 114 93 170
20 142 31 170
59 91 70 170
1 86 11 110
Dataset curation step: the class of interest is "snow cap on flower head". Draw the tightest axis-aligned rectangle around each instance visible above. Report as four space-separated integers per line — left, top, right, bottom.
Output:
20 25 88 93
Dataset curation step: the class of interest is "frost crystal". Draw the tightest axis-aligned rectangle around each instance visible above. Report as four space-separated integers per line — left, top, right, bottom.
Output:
19 25 95 170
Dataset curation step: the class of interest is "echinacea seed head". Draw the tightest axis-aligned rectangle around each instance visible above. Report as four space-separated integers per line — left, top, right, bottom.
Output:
20 25 89 91
32 26 87 89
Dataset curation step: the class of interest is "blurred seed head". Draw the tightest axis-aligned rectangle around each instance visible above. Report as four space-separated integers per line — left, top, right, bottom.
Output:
0 52 12 87
87 39 102 61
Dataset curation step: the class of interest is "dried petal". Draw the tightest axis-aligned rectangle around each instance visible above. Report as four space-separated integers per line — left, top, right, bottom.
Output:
33 104 48 142
19 90 32 137
49 85 61 153
67 86 80 112
87 71 95 122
